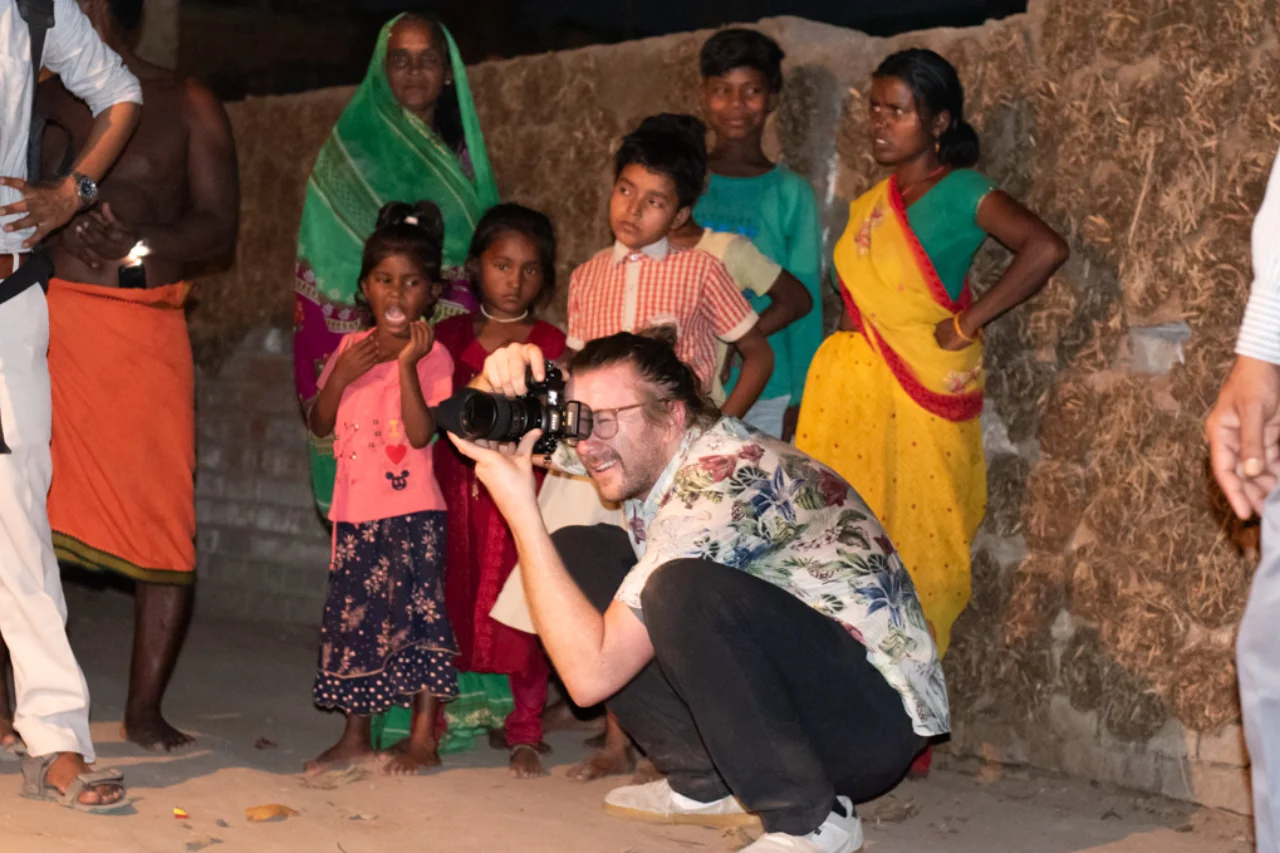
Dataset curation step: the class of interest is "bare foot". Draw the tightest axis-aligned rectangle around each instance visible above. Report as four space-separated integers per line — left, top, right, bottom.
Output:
543 701 606 734
509 743 551 779
45 753 125 807
121 710 195 753
630 757 662 785
583 730 607 749
567 743 635 781
304 739 378 774
380 738 441 776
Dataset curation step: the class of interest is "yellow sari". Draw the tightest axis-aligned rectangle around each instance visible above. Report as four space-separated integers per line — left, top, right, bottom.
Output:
796 176 986 655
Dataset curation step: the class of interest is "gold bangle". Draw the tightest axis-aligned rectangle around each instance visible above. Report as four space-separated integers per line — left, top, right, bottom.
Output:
954 312 976 343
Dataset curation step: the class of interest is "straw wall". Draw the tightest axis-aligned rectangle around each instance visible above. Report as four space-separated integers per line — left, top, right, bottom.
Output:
191 0 1274 810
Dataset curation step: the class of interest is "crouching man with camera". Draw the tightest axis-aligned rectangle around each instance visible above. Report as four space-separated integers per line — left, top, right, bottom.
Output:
445 331 946 853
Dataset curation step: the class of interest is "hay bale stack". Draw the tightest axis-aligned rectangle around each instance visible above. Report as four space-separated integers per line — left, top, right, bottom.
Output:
1020 460 1089 551
1060 626 1106 713
188 0 1273 788
189 88 352 369
1171 647 1241 734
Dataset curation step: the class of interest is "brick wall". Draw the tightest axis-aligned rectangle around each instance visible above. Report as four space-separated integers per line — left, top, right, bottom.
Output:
194 326 330 626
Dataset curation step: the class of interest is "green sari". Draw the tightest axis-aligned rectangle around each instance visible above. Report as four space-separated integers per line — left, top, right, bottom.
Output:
294 14 499 517
293 15 511 752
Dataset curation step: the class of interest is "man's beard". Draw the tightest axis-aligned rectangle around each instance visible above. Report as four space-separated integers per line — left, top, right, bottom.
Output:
581 444 662 503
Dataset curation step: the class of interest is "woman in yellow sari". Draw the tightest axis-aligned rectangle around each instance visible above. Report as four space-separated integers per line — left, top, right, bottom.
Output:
798 49 1066 678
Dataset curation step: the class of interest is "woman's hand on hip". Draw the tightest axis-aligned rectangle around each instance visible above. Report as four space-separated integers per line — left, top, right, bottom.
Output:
934 315 973 351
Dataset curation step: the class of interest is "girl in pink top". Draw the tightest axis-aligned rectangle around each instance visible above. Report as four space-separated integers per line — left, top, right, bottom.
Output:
305 202 457 776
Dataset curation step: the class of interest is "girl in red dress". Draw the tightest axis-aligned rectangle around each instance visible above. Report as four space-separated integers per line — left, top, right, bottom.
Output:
433 204 566 778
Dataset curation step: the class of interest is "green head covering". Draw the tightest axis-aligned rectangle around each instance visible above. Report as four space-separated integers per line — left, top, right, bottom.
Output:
297 14 499 311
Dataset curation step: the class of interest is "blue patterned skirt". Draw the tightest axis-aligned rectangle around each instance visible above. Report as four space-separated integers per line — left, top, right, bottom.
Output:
313 510 459 715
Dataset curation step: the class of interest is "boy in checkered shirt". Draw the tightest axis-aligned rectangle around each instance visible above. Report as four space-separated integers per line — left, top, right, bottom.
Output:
565 118 774 418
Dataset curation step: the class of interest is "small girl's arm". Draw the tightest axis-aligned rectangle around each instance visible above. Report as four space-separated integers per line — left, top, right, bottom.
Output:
399 363 436 449
310 335 378 437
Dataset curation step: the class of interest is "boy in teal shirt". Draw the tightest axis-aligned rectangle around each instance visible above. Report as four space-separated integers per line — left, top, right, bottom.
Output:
695 28 823 441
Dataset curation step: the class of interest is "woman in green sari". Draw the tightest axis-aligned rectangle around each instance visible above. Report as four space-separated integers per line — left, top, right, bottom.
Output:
293 13 511 760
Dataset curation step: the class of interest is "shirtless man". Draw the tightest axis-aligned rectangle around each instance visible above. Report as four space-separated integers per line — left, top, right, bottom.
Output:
0 0 237 753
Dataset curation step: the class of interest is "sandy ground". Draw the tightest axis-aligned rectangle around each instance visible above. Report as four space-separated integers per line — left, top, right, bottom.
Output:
0 582 1254 853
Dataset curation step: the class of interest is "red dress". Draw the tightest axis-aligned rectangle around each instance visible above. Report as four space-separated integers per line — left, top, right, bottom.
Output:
433 314 567 744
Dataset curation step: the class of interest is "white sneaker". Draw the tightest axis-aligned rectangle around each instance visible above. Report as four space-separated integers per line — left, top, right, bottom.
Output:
602 778 761 829
741 797 864 853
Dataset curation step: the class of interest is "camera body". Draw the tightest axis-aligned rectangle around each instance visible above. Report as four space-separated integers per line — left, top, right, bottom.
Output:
434 362 591 454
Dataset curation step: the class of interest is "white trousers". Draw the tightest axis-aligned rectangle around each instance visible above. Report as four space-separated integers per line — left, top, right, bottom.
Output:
1242 486 1280 852
742 394 790 440
0 285 93 760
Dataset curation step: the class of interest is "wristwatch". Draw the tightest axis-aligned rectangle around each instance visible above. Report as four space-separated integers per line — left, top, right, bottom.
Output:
69 170 98 209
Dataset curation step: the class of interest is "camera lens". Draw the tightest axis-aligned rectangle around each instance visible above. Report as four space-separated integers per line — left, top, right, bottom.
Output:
434 389 512 441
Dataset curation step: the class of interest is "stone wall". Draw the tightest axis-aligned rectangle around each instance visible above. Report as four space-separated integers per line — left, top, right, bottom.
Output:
194 328 330 626
190 0 1272 810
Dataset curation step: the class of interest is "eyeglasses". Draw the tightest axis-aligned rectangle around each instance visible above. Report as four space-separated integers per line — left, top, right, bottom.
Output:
386 51 444 72
563 400 668 447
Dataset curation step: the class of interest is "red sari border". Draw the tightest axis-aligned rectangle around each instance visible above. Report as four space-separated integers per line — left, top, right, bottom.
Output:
886 175 973 314
838 274 983 423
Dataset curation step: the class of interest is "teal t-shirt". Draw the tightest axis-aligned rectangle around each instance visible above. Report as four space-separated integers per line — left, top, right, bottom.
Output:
694 165 823 406
905 168 994 301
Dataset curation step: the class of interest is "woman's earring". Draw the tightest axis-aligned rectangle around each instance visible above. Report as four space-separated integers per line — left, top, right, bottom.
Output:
934 138 941 154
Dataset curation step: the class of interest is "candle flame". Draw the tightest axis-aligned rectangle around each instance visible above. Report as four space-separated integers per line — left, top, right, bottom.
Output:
125 241 150 266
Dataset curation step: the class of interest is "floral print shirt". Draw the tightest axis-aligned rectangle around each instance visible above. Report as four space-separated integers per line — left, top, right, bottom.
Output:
559 417 949 737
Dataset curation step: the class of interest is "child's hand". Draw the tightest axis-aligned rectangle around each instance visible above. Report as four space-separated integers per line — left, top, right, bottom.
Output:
332 335 380 387
398 320 434 369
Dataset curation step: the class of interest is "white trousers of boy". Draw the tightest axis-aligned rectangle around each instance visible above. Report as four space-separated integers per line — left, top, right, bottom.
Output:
1241 485 1280 852
742 394 790 440
0 285 94 760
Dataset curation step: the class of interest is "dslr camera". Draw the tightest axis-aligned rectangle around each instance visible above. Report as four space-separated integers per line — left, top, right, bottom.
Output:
434 362 592 454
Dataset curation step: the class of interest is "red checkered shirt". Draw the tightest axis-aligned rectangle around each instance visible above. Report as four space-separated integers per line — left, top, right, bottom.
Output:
566 239 759 389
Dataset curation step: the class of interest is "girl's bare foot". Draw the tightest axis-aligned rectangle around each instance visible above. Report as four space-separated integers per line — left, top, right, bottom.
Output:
305 714 375 774
380 692 443 776
305 739 378 774
380 738 441 776
508 742 551 780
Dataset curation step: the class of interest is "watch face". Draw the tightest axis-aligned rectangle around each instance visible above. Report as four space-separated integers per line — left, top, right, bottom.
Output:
74 172 97 203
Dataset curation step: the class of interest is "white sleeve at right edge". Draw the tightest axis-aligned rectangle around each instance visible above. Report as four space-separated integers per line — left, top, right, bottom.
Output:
1238 147 1280 366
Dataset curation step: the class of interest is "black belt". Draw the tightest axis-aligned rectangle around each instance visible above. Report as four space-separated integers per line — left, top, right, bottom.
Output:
0 248 53 306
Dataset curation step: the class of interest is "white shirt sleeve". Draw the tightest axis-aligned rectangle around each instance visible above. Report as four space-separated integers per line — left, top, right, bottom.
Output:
42 0 142 116
1238 147 1280 366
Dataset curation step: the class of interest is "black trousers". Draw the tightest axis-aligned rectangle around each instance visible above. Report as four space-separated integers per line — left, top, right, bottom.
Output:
553 524 926 835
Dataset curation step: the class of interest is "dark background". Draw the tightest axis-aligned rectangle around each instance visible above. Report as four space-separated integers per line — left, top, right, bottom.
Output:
182 0 1027 99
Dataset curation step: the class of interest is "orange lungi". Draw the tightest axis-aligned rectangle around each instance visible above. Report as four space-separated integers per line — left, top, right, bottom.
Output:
46 278 196 584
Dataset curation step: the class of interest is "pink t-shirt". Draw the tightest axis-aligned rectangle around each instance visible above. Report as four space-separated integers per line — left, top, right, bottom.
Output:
317 330 454 524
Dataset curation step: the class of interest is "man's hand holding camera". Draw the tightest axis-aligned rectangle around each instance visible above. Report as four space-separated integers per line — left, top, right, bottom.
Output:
474 341 549 397
449 428 544 527
447 341 551 528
